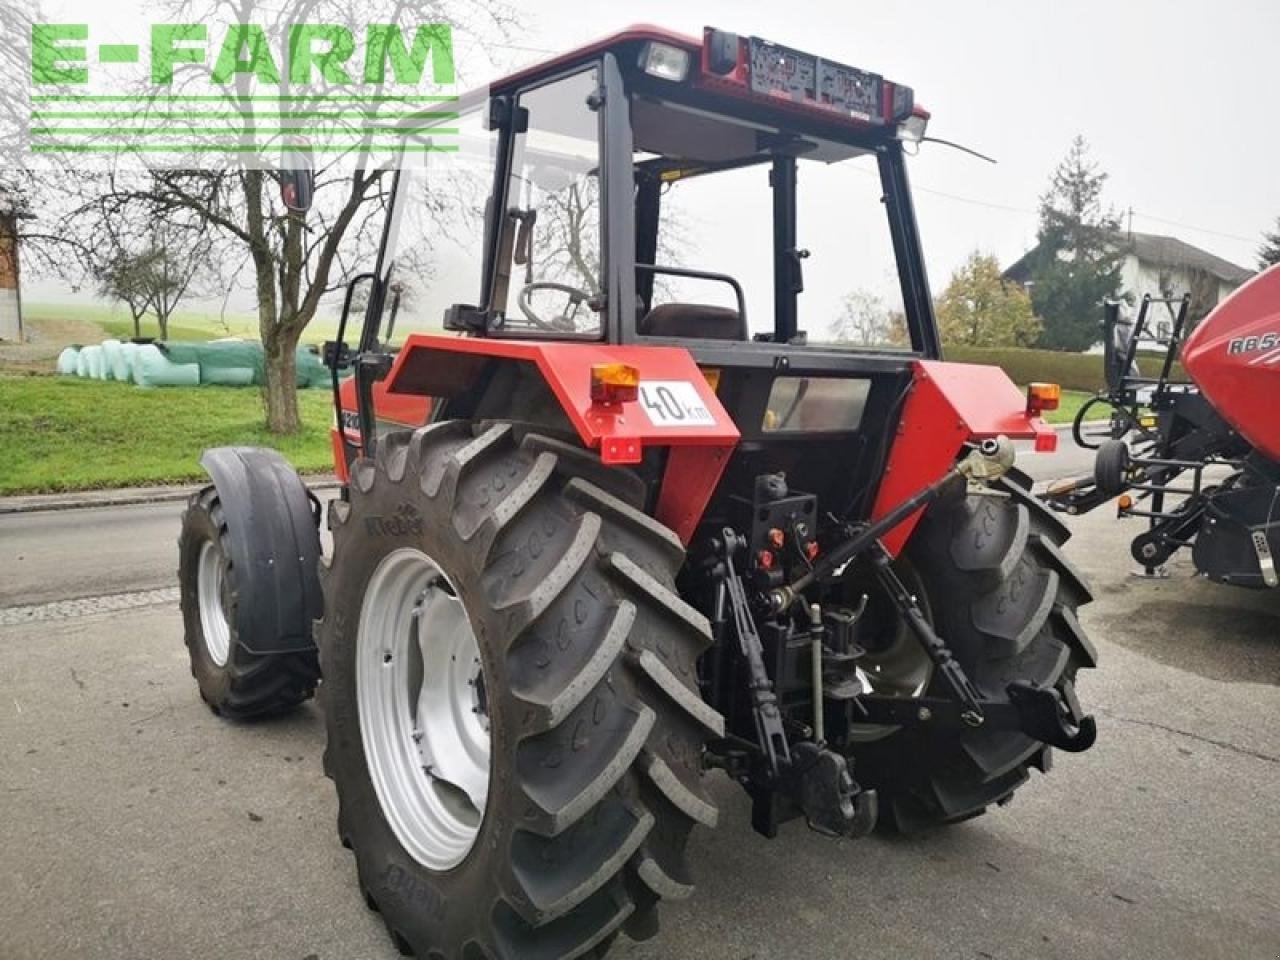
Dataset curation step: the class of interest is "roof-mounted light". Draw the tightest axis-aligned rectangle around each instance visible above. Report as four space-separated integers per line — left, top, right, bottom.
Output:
896 112 929 143
704 29 741 75
640 41 690 82
698 27 920 131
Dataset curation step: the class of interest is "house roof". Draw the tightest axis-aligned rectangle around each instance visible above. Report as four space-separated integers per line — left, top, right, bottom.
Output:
1125 232 1253 285
1004 231 1254 286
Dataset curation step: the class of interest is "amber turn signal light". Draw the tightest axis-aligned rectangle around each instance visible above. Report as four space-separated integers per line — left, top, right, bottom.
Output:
590 363 640 405
1026 382 1061 415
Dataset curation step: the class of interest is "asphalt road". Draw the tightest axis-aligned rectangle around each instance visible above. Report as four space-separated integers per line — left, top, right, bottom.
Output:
1 444 1277 960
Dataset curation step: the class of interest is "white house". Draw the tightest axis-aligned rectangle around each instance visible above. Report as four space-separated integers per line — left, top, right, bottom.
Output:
1005 231 1254 339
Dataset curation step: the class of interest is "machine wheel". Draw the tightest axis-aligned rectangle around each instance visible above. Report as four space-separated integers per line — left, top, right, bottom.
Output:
178 486 320 718
318 422 722 959
1094 439 1131 497
848 468 1096 832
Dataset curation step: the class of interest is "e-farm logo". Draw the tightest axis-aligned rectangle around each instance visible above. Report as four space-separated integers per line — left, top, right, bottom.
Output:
26 20 459 165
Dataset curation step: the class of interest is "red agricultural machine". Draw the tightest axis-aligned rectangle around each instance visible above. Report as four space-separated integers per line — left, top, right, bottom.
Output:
177 26 1097 959
1048 266 1280 588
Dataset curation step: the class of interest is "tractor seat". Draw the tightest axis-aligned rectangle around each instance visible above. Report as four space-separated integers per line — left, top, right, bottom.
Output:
638 303 745 341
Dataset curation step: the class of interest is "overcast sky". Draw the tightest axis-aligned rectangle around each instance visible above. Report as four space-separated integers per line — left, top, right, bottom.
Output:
505 0 1279 282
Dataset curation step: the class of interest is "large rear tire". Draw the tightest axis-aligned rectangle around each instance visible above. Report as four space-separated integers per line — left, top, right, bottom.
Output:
848 469 1097 832
177 486 321 718
319 422 722 959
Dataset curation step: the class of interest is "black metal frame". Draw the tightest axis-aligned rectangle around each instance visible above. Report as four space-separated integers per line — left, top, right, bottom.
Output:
1050 294 1258 575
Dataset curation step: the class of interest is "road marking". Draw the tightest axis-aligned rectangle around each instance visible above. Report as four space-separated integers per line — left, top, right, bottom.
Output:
0 587 179 627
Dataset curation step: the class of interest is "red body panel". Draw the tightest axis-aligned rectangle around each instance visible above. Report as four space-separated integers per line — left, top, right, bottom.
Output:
331 374 433 483
337 373 434 429
342 339 1045 552
385 334 740 543
871 361 1056 555
1181 264 1280 462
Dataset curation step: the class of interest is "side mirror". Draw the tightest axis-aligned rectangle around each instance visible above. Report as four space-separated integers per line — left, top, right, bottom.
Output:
280 139 315 214
383 283 403 344
280 168 314 214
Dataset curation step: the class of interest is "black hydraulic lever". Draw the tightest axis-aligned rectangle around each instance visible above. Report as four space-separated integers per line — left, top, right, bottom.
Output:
719 531 791 776
771 467 965 610
868 540 988 726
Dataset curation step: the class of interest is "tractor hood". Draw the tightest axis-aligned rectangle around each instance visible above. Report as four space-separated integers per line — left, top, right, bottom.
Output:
1181 263 1280 462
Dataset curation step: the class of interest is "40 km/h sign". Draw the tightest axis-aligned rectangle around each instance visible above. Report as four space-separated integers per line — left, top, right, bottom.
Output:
637 380 717 427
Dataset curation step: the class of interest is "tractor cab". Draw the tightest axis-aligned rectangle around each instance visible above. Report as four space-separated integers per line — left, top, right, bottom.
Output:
332 26 1027 536
365 26 934 351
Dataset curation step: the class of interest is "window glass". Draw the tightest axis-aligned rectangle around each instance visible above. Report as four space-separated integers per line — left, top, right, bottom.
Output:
642 105 911 349
498 67 604 337
373 103 498 340
800 159 909 349
763 376 871 432
653 165 772 335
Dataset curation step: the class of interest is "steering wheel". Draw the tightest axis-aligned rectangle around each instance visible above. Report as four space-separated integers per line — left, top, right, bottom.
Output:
517 281 593 332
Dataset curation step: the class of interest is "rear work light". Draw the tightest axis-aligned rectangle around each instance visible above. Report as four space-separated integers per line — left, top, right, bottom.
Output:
640 42 691 82
1026 382 1061 416
590 363 640 405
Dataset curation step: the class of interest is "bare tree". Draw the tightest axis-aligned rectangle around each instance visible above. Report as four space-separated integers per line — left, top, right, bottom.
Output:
47 0 518 433
829 289 907 346
95 249 158 339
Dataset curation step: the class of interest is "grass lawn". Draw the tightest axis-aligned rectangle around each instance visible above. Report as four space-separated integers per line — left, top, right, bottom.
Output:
25 301 340 345
0 375 335 495
1045 389 1095 425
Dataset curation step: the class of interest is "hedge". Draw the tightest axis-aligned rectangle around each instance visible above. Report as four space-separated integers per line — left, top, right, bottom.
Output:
943 344 1186 393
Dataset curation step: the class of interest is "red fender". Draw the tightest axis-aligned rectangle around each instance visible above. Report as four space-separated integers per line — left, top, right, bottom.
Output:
872 360 1056 555
382 334 740 543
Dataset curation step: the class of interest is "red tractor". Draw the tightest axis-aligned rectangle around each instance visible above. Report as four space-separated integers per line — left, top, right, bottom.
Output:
177 26 1097 959
1048 266 1280 587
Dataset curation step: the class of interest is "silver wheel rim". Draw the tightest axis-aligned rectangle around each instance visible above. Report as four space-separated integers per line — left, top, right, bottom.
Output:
847 571 934 744
197 541 231 667
356 548 490 871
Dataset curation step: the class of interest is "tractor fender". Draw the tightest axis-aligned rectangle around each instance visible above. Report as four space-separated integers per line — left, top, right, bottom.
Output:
872 360 1057 556
200 446 323 655
384 333 740 542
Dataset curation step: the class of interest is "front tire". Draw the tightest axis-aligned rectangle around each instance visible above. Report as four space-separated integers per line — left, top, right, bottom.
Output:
178 486 320 718
319 423 723 959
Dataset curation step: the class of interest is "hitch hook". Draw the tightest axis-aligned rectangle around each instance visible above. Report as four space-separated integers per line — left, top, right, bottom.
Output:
1007 681 1097 753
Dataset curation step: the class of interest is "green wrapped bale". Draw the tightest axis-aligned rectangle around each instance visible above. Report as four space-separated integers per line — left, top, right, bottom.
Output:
133 343 201 387
56 346 80 375
156 339 332 388
80 345 106 380
201 365 257 386
101 340 124 381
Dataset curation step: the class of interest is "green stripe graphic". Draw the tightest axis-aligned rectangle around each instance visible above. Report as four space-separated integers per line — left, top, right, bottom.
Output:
31 127 459 136
31 144 460 153
98 45 140 63
31 111 458 120
31 94 459 103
